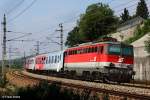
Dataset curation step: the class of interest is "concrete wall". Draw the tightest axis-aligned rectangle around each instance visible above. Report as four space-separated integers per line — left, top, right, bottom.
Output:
111 26 136 41
134 56 150 81
134 46 149 57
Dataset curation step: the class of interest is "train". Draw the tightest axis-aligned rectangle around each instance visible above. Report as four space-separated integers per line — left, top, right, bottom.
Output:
24 38 135 83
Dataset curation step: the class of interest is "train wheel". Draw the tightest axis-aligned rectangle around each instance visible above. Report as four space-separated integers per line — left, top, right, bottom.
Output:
70 71 77 79
82 71 90 81
103 76 109 83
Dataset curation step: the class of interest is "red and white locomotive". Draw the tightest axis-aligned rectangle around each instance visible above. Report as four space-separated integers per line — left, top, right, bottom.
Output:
25 38 135 83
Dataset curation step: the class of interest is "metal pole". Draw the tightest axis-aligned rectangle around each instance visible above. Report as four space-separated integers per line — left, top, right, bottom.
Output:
1 14 7 79
60 23 63 51
36 41 39 55
56 23 63 51
9 45 11 70
23 51 26 69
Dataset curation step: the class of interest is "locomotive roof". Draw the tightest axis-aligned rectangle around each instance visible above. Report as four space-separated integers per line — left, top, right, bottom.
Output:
67 41 132 50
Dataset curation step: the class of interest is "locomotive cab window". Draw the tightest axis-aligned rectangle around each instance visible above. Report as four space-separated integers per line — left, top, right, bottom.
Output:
108 44 133 56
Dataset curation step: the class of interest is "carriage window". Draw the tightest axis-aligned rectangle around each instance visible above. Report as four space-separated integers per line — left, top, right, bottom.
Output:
42 58 44 64
49 56 51 63
59 55 61 60
54 56 57 63
46 57 48 64
57 56 59 62
52 56 54 63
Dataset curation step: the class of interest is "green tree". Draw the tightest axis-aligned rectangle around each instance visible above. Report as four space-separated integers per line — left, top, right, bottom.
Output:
120 8 130 23
136 0 149 19
79 3 118 42
65 27 85 47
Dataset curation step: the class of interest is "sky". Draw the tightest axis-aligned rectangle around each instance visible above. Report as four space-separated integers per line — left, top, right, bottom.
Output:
0 0 150 60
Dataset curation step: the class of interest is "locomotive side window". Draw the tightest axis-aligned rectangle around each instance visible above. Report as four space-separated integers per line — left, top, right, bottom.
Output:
91 47 95 52
70 51 72 55
97 46 103 53
85 48 88 53
101 46 103 53
68 51 71 55
83 48 86 53
74 50 77 54
88 48 90 53
94 47 98 52
77 49 80 54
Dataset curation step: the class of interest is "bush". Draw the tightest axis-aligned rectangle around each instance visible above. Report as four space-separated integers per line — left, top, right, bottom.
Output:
0 75 8 88
16 81 99 100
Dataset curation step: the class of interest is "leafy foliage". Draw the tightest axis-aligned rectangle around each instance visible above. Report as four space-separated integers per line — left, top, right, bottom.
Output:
65 27 85 47
0 75 8 88
79 3 118 41
136 0 149 19
120 8 130 23
16 81 99 100
65 3 118 47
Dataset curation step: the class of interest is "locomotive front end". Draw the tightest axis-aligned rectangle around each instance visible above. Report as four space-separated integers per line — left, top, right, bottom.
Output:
104 43 135 83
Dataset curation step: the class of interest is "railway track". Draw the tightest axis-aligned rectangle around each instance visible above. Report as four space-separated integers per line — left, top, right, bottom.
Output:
5 70 150 99
21 70 150 100
121 82 150 89
26 70 150 90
